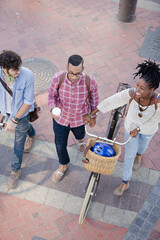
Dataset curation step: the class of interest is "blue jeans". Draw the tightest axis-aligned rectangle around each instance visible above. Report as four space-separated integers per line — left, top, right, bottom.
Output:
122 129 154 182
53 119 85 165
12 116 36 170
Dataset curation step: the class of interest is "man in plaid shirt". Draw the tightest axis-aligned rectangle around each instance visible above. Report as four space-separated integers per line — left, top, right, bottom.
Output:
48 54 99 182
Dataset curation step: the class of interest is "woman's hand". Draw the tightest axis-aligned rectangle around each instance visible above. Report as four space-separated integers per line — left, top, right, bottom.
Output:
4 119 17 132
130 128 139 138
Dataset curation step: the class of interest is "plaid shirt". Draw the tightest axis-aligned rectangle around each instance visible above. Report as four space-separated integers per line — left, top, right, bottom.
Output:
48 72 99 127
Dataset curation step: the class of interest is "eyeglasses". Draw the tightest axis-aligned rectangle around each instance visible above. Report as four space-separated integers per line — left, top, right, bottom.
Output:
68 72 82 78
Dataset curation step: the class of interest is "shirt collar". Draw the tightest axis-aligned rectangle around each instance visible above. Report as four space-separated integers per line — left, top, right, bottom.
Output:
66 72 84 86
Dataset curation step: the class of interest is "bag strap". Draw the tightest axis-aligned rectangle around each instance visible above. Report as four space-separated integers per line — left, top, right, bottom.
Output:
58 72 66 91
85 74 90 100
0 77 13 97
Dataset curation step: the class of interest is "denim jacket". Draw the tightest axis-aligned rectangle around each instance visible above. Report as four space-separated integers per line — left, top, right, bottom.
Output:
0 67 35 118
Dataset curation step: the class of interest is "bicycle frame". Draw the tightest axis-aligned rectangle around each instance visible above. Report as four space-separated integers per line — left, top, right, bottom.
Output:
79 82 131 224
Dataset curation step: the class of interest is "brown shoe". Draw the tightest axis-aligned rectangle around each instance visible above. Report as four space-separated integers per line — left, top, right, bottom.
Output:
8 169 21 189
52 165 68 183
133 154 142 170
114 182 129 196
24 134 37 153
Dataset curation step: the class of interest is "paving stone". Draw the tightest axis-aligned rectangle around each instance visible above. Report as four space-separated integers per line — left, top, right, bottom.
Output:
141 201 154 213
133 217 144 228
148 170 160 185
138 229 149 239
152 186 160 197
147 193 159 204
25 185 49 204
103 205 137 228
139 210 149 219
32 237 47 240
63 194 83 215
87 201 106 221
148 214 159 225
151 206 160 218
142 221 154 232
45 189 67 209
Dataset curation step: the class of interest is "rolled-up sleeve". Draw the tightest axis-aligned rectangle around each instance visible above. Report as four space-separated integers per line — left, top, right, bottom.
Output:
89 76 99 111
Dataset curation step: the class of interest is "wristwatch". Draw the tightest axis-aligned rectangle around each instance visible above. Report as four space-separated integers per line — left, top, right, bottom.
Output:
14 116 20 123
88 113 97 119
137 127 140 132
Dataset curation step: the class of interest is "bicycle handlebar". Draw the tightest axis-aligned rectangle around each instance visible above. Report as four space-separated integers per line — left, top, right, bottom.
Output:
85 125 132 146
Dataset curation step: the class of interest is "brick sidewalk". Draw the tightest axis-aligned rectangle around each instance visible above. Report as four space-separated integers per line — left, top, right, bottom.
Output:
0 192 127 240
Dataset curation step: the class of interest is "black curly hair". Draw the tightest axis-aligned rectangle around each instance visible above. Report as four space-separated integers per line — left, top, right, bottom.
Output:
0 50 22 71
133 60 160 90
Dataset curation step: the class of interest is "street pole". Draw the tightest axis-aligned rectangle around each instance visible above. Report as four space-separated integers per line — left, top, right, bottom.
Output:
118 0 138 22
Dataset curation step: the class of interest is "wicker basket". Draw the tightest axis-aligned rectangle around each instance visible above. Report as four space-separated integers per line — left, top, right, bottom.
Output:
84 138 121 175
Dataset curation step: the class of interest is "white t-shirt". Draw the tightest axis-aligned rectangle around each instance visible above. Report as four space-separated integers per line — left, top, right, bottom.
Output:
5 86 12 114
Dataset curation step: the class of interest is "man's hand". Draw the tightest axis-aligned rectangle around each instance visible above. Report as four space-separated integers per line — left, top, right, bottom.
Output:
83 114 91 124
130 128 139 138
50 111 60 120
4 119 17 132
89 118 96 127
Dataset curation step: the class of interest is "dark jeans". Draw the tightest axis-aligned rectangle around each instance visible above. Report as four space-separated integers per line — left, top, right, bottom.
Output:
53 119 85 165
12 116 36 170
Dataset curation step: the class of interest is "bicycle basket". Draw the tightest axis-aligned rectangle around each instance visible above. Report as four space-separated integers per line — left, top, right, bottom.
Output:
84 138 121 175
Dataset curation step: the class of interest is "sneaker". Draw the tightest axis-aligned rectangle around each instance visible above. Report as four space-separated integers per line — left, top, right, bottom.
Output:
24 134 37 153
8 169 21 189
114 182 129 196
133 154 142 170
52 165 68 183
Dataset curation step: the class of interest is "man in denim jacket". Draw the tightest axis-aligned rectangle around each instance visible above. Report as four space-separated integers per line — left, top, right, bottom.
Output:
0 50 37 189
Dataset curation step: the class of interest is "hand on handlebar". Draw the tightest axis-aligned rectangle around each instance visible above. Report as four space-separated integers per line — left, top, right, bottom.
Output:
83 114 96 127
4 119 17 132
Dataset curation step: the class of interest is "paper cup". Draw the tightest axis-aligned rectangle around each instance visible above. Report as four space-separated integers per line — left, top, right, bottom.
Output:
52 107 61 117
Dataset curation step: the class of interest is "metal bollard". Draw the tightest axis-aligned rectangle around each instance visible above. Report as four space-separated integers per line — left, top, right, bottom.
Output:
118 0 138 22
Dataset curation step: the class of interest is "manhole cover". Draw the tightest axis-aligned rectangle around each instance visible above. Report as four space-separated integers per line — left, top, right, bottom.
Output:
138 26 160 62
22 57 58 92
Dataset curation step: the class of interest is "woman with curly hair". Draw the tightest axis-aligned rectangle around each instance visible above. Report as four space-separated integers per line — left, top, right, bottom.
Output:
90 60 160 196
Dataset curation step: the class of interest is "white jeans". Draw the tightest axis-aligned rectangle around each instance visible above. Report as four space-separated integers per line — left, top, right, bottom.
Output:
122 129 154 182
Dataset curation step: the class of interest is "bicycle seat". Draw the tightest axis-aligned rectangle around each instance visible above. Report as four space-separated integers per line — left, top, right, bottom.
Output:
91 142 116 157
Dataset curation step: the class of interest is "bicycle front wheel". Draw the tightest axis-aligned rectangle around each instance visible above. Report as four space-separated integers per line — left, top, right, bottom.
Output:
78 174 98 224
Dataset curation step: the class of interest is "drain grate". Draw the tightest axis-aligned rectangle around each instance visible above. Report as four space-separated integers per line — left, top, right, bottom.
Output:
138 26 160 63
23 57 58 92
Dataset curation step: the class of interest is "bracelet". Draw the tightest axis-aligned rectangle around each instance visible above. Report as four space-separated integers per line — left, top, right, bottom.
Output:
11 119 18 124
14 116 20 122
88 113 97 119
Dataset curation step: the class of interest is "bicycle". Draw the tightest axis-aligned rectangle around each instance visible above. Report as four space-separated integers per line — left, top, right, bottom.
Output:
78 82 131 224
